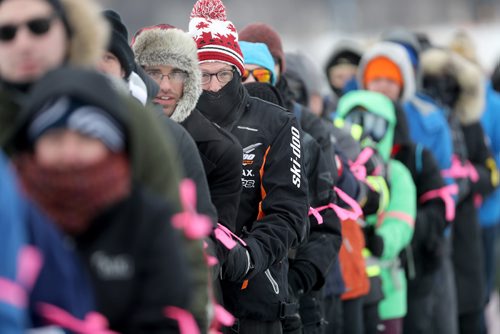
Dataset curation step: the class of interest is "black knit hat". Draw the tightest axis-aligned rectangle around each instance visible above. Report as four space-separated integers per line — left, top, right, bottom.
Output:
102 9 135 79
35 0 72 36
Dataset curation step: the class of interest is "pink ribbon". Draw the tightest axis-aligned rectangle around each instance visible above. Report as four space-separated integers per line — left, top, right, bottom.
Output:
441 155 479 183
171 179 213 240
214 223 247 249
378 211 415 228
0 245 43 309
309 187 363 223
37 303 117 334
208 304 235 334
203 241 219 267
420 184 459 221
349 147 375 181
164 306 200 334
0 278 27 308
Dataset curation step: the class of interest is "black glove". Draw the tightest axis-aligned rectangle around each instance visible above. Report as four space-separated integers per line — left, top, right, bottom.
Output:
361 182 381 215
221 243 252 282
288 261 319 297
363 225 384 257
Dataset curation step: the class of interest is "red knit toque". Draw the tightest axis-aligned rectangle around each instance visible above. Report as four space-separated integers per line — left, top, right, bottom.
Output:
188 0 245 76
239 22 285 73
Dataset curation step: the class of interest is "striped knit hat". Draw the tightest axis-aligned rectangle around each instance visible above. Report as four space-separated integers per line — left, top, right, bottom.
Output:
188 0 244 76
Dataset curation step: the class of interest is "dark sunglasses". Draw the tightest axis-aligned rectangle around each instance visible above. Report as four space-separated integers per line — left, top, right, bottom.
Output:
242 68 272 83
0 13 58 42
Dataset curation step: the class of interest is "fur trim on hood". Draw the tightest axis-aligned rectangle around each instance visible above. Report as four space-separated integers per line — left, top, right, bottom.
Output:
132 28 202 123
358 41 416 102
420 48 484 125
61 0 109 67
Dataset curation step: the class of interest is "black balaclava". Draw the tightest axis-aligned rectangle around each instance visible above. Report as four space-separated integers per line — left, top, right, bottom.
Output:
196 70 245 128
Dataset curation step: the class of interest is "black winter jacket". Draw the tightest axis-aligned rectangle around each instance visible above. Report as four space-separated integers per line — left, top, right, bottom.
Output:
202 89 309 321
75 187 192 334
290 132 342 293
161 116 218 222
453 121 495 314
181 109 242 231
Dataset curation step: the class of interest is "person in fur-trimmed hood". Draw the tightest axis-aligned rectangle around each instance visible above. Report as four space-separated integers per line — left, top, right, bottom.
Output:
132 24 242 234
421 47 498 334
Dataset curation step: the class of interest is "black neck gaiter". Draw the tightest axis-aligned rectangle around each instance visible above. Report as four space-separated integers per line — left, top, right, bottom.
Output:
196 73 245 128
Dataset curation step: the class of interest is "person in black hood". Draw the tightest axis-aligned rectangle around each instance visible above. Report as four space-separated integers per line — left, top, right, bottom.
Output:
10 67 192 333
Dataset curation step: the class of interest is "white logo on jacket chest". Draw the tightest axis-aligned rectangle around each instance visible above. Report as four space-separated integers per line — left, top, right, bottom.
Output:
90 251 134 280
290 126 302 188
242 143 262 166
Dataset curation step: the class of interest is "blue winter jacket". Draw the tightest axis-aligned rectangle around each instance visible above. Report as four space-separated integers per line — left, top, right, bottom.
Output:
403 93 453 175
0 152 28 333
479 82 500 227
0 151 95 332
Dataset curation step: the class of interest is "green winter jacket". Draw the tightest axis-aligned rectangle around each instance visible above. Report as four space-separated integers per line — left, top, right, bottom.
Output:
336 90 416 320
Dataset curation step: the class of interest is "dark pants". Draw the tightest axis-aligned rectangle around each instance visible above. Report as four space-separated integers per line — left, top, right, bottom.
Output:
480 225 498 334
481 225 499 301
430 238 459 334
404 278 434 334
323 295 343 334
363 302 380 334
381 318 402 334
224 319 283 334
459 311 482 334
342 297 364 334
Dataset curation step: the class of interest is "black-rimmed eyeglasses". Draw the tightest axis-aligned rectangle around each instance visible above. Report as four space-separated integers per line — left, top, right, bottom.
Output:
201 68 235 85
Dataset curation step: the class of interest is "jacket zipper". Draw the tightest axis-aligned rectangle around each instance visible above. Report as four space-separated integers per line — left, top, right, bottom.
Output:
264 269 280 294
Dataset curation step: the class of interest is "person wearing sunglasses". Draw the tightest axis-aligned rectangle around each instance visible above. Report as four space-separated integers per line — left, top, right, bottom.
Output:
239 41 276 85
190 1 309 333
0 0 109 145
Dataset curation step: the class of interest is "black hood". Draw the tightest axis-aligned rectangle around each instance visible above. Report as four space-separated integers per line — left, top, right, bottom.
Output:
9 67 130 152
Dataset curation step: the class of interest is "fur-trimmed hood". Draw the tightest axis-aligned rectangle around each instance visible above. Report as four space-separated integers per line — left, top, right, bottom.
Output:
132 27 202 123
420 48 484 125
61 0 109 67
358 41 416 102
